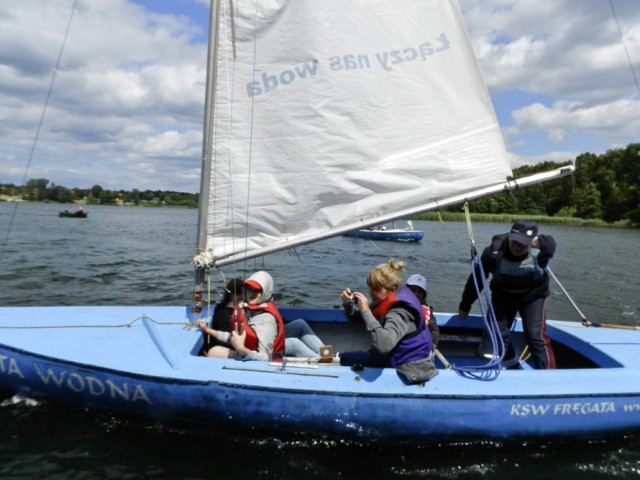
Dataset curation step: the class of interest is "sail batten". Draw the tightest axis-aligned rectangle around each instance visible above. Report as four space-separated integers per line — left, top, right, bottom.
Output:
194 0 547 268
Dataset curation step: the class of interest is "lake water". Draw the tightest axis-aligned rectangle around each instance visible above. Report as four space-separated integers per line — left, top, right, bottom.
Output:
1 202 639 479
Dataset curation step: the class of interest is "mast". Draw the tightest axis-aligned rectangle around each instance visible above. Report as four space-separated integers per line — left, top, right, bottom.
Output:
192 0 221 319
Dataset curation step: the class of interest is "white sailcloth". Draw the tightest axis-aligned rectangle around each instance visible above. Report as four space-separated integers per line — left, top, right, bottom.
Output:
195 0 512 267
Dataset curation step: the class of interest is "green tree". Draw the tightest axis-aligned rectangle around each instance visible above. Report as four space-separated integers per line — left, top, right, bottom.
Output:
573 182 602 219
128 189 141 205
99 189 117 205
618 144 640 226
90 184 104 200
72 188 86 201
25 178 49 201
47 184 73 203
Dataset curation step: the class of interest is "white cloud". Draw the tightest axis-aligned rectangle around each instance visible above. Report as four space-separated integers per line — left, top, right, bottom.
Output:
462 0 640 160
0 0 207 192
511 98 640 141
0 0 638 193
139 130 202 158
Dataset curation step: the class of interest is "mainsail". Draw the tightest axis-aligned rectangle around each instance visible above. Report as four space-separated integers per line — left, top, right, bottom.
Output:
193 0 571 268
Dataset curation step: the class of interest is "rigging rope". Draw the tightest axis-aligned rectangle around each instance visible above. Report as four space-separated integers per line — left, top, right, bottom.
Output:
0 315 192 330
609 0 640 97
446 203 504 380
0 0 79 266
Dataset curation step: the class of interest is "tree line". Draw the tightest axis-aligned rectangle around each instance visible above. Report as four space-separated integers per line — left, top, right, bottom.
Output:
1 143 638 226
0 181 199 208
447 143 639 227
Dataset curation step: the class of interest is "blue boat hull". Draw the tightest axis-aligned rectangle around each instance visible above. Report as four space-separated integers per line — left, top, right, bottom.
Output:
344 228 424 242
0 306 639 443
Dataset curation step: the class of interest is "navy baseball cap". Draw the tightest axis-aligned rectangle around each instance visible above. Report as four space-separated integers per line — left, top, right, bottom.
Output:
508 220 538 245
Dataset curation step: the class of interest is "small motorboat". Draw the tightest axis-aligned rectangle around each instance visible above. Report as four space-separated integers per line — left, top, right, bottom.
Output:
59 209 87 218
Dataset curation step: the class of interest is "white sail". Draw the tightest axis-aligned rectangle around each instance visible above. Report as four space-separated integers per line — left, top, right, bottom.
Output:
194 0 524 267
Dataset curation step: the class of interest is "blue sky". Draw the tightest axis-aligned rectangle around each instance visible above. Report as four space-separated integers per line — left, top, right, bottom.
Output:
1 0 638 193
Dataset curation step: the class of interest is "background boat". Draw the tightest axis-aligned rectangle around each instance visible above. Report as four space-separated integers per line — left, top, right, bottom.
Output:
59 209 87 218
343 221 424 242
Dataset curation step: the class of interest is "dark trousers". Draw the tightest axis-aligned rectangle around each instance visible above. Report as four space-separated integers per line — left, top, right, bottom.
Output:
494 296 556 369
339 349 389 368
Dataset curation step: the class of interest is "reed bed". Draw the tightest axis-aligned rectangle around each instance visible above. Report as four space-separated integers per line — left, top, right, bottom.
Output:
413 212 631 228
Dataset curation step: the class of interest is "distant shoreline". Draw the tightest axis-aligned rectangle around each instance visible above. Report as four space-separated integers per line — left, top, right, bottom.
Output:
0 195 24 202
0 196 193 208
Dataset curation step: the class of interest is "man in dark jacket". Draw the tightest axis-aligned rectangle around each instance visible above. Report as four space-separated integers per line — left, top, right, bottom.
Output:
458 220 556 369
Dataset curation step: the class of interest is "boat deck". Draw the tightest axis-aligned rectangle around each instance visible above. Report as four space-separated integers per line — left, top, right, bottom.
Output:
1 305 640 442
0 305 637 392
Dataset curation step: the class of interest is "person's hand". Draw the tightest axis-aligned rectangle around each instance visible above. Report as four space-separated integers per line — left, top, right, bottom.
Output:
196 319 207 331
230 329 247 352
341 289 369 311
458 308 469 320
352 292 369 311
531 236 539 249
341 288 353 303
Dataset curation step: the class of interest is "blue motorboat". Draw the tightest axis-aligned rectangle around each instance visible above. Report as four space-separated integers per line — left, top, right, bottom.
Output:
343 223 424 242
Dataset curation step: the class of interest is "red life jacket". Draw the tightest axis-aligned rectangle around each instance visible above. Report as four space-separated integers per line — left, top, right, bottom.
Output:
226 305 257 348
372 291 425 321
371 293 399 319
244 301 286 360
421 305 431 325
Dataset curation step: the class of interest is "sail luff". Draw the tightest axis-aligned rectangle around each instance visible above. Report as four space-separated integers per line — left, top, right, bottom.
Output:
191 0 221 317
195 0 221 253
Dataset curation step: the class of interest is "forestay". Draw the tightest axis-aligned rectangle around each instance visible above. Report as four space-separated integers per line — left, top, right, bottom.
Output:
194 0 512 267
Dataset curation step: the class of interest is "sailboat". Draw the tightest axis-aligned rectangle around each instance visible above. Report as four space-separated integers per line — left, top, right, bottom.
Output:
2 0 640 444
343 220 425 242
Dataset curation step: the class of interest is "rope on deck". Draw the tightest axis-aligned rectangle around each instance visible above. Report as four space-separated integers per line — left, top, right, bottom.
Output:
0 315 193 330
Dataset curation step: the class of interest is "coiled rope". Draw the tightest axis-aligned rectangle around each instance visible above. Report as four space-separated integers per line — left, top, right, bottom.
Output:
447 203 504 380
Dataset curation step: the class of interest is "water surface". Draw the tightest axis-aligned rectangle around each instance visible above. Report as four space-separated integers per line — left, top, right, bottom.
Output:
1 202 639 479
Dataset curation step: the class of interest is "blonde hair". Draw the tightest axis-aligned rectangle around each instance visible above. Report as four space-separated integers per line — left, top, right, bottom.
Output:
367 258 405 291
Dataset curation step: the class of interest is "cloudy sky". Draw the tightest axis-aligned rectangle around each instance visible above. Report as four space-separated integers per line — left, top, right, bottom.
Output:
1 0 638 194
